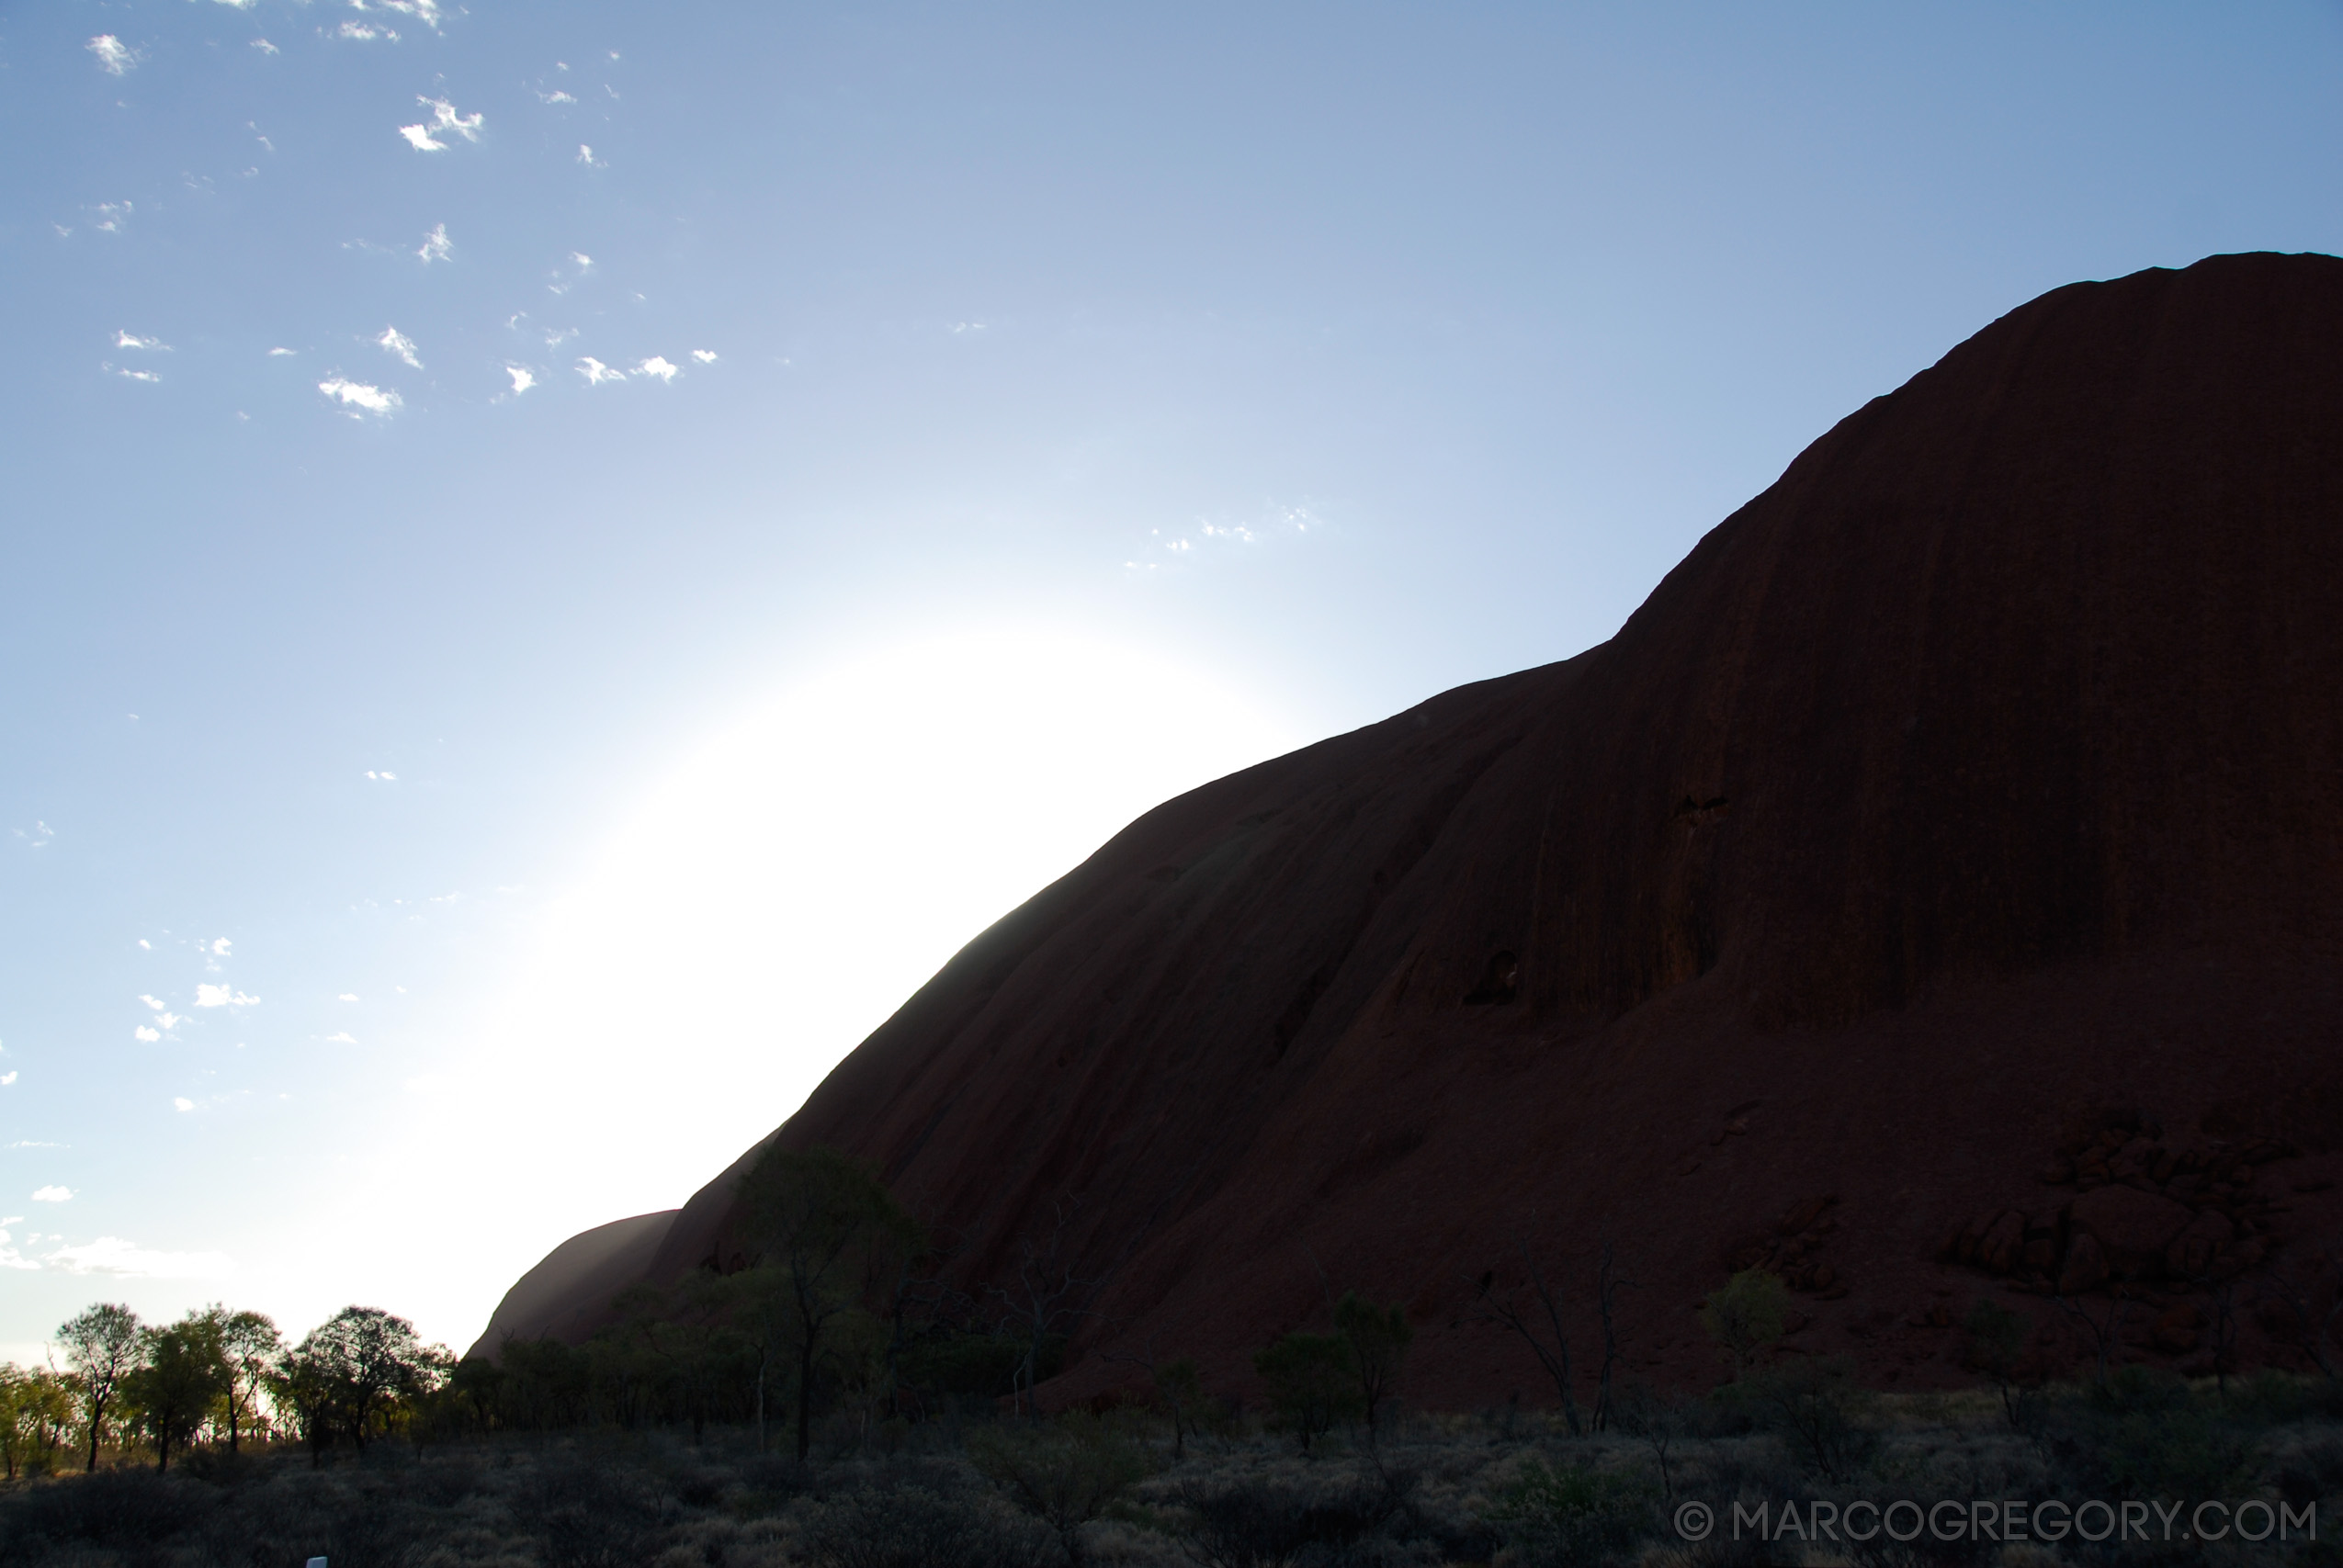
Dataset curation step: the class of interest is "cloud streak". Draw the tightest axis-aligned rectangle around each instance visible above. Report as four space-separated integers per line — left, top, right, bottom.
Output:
417 223 452 265
87 36 137 75
377 326 422 368
400 96 482 152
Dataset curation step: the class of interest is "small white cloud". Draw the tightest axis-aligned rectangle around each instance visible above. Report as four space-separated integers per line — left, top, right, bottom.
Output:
539 89 577 105
268 347 297 357
379 0 445 29
416 223 453 265
210 0 256 9
88 35 137 74
252 38 278 54
211 938 232 956
174 1098 194 1112
323 1032 358 1044
339 21 398 42
134 1026 161 1043
0 1073 16 1087
140 995 166 1011
339 993 359 1001
138 939 152 949
576 356 623 385
114 367 162 384
193 985 258 1009
320 378 401 415
377 326 422 367
365 769 397 781
544 326 578 348
691 349 718 364
399 123 446 152
115 331 168 351
418 95 482 141
636 355 679 383
571 252 594 271
91 202 132 234
44 1236 232 1278
505 366 536 394
31 1187 71 1202
577 144 604 167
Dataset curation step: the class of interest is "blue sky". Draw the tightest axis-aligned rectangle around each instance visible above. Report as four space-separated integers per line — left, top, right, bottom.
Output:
5 0 2340 1359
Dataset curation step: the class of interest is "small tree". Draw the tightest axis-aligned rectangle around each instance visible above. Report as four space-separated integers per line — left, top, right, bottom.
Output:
968 1410 1149 1567
989 1199 1093 1421
0 1364 28 1479
1254 1331 1360 1452
1698 1269 1788 1380
1611 1382 1687 1497
1963 1297 2030 1427
734 1143 921 1460
1475 1240 1582 1435
125 1313 228 1471
213 1307 280 1453
57 1302 141 1470
1332 1291 1412 1443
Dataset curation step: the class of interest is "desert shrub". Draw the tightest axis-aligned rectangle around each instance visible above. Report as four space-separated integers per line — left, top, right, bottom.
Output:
1172 1466 1425 1568
0 1466 210 1552
796 1482 1062 1568
967 1412 1148 1565
2032 1368 2265 1502
517 1457 682 1568
1482 1455 1655 1568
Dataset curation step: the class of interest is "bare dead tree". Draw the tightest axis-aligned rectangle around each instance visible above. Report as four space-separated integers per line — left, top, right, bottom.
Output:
989 1198 1095 1419
2054 1290 2134 1387
1591 1242 1634 1433
1474 1236 1581 1435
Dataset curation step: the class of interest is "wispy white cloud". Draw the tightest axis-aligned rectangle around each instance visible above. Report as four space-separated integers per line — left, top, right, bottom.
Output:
194 985 258 1009
268 346 297 357
0 1074 16 1087
366 769 397 781
115 331 168 352
138 938 152 949
692 349 719 364
544 327 577 348
140 995 165 1011
90 202 133 234
338 21 400 43
570 252 594 271
87 35 138 75
319 378 402 416
376 326 422 367
416 223 452 265
211 938 232 956
379 0 445 29
323 1032 358 1044
209 0 256 9
13 822 55 850
538 87 576 105
252 38 278 54
111 367 162 384
576 356 623 385
31 1187 72 1203
44 1235 232 1279
134 1026 161 1043
636 355 679 383
398 96 482 154
174 1098 195 1112
505 366 536 394
577 144 605 167
339 993 360 1002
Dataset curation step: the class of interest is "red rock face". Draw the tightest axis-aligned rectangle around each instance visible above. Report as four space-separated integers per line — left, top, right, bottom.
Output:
503 253 2343 1400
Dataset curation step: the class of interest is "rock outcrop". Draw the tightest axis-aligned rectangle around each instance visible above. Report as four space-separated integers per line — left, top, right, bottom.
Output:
487 254 2343 1399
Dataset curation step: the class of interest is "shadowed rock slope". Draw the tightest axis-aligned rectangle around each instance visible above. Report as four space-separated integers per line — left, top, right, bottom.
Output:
492 253 2343 1398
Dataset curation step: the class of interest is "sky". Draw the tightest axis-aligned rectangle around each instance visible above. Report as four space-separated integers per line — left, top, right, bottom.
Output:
5 0 2341 1364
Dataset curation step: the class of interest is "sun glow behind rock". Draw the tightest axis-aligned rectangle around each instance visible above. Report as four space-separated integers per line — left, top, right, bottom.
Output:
405 628 1298 1339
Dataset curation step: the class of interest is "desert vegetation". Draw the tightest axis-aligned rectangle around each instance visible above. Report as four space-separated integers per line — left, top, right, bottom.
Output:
7 1145 2341 1563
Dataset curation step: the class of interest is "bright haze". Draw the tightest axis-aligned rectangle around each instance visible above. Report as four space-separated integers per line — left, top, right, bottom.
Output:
3 2 2338 1363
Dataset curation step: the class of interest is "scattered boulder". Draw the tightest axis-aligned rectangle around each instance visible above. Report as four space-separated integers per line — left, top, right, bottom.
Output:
2068 1185 2197 1279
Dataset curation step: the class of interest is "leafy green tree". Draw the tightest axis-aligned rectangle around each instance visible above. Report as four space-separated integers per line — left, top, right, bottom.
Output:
1253 1331 1360 1452
18 1368 76 1474
0 1364 28 1479
1697 1269 1788 1380
124 1312 228 1470
733 1143 921 1460
57 1302 141 1470
1332 1291 1413 1443
211 1306 280 1454
279 1305 444 1455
